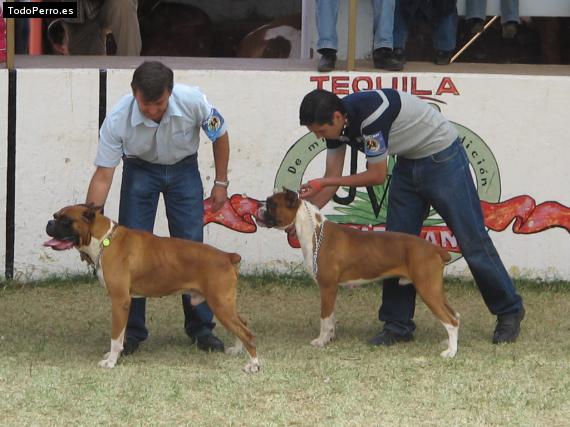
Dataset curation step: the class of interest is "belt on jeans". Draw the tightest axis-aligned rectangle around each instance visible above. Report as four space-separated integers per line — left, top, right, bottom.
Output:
122 153 198 166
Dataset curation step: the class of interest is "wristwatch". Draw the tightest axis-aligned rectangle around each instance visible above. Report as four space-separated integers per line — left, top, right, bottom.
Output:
214 179 229 188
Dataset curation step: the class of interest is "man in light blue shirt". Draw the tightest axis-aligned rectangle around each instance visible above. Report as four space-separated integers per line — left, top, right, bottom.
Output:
86 61 230 355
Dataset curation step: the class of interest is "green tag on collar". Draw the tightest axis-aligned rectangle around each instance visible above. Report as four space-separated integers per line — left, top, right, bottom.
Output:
102 238 111 247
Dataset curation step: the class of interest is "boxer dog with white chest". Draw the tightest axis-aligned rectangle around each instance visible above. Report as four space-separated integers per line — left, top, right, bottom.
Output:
257 189 460 358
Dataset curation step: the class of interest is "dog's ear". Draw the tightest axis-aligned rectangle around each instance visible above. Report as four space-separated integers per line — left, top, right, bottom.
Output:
83 202 104 213
82 204 103 223
283 188 299 208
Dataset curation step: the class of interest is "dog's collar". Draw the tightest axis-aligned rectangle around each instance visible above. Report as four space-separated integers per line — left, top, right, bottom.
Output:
94 222 119 268
303 202 326 276
100 221 119 249
81 221 119 270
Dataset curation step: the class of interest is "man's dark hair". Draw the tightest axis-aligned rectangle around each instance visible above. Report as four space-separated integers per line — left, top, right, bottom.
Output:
299 89 345 126
131 61 174 101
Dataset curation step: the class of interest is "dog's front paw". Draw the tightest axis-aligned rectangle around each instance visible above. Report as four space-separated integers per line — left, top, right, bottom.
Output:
98 358 117 368
98 353 119 368
440 348 457 358
310 336 332 347
243 360 260 374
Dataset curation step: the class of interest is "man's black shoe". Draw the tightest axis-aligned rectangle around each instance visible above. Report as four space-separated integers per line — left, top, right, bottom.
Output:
393 48 406 64
493 307 525 344
469 18 484 35
317 49 337 72
122 337 140 356
191 334 225 352
373 48 404 71
502 21 517 39
368 329 414 346
434 50 452 65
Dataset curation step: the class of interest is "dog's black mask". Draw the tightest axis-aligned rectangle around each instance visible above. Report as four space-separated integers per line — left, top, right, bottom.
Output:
257 197 278 228
45 215 79 250
256 190 300 229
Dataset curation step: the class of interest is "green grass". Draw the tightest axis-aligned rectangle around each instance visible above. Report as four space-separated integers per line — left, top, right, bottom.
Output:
1 277 569 426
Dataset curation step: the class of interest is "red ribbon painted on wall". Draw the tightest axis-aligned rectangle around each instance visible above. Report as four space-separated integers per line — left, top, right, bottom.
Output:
203 194 570 251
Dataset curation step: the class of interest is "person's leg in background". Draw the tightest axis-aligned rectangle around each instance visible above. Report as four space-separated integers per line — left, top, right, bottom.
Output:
99 0 141 55
163 156 224 352
315 0 339 71
368 158 428 346
392 0 409 64
118 159 161 355
465 0 486 34
500 0 519 39
62 18 107 55
371 0 403 70
432 9 458 65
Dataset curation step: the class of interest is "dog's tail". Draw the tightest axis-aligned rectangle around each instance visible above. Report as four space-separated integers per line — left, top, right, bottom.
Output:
228 253 241 280
229 253 241 265
436 246 451 263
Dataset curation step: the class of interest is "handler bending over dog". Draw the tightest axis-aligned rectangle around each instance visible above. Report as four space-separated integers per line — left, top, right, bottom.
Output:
298 88 525 346
86 61 230 355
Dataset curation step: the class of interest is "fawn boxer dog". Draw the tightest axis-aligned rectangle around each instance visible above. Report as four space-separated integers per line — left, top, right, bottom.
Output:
44 204 259 373
257 190 459 358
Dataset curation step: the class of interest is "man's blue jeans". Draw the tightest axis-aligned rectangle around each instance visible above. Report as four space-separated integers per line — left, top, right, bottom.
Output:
380 139 523 335
316 0 396 51
466 0 519 24
119 155 215 343
393 0 458 52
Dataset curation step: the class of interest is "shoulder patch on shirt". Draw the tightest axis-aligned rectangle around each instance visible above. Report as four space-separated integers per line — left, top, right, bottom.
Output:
364 131 387 157
201 108 225 141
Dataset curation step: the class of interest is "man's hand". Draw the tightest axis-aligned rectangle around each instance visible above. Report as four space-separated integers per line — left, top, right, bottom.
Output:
210 185 227 212
299 178 326 199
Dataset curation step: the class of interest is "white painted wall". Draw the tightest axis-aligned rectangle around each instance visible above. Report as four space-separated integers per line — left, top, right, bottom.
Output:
13 69 101 279
2 68 570 281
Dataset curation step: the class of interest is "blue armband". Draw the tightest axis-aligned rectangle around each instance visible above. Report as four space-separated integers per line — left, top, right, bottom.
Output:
202 108 225 141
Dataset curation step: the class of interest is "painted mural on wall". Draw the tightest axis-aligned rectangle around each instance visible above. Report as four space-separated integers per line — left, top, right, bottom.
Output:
202 75 570 263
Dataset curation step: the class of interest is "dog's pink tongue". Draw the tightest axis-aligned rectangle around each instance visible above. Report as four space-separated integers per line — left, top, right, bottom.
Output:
43 239 74 250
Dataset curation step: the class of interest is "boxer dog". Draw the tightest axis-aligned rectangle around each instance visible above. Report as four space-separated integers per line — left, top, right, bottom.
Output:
44 204 259 373
257 190 459 358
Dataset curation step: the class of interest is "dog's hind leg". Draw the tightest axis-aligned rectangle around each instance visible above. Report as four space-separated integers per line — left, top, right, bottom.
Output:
414 278 459 358
99 293 130 368
207 293 259 373
225 314 251 356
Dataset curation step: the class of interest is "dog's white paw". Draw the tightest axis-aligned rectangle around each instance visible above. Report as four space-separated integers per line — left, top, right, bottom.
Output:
98 357 117 368
440 348 457 358
98 352 119 368
310 336 332 347
226 346 243 356
243 359 260 374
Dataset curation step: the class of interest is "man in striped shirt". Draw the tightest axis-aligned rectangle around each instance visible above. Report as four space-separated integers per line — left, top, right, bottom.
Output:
298 89 525 347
